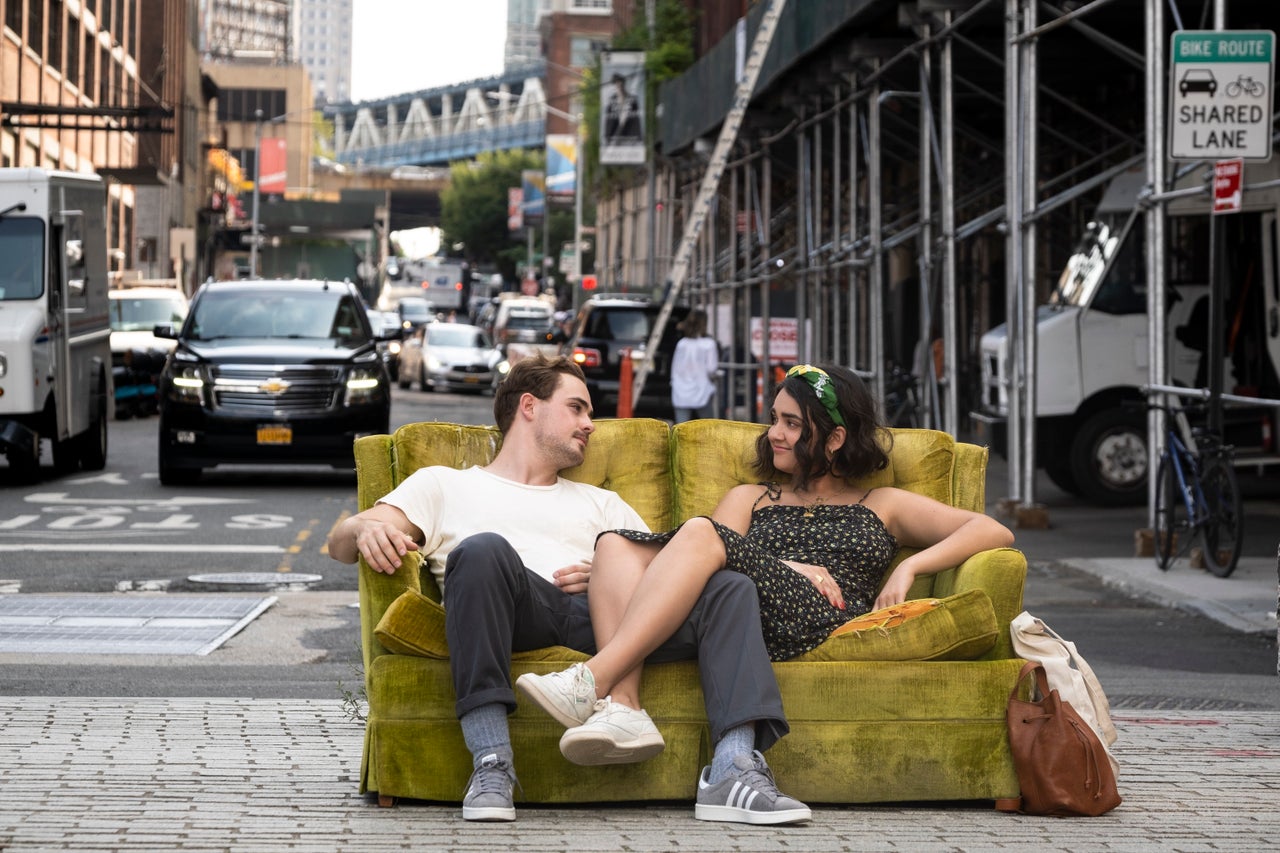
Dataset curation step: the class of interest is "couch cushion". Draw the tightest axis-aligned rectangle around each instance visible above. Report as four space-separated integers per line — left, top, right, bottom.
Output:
375 587 592 663
388 418 673 533
790 589 998 662
374 587 450 659
671 422 957 523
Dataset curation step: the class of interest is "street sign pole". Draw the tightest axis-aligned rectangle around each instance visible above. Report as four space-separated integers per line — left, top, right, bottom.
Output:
1169 30 1275 436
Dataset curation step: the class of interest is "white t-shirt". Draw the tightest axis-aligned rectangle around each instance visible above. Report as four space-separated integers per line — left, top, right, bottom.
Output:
671 336 719 408
379 465 649 590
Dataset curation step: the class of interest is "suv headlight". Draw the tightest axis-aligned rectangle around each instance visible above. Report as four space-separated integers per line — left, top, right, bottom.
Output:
345 367 384 405
168 365 205 403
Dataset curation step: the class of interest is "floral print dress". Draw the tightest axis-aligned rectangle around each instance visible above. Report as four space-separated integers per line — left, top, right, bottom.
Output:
608 486 899 660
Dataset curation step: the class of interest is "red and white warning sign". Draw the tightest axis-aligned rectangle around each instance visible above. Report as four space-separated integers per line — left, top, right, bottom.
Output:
1213 158 1243 214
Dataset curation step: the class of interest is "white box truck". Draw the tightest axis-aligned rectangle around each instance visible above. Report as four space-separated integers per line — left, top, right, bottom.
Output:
0 168 112 481
978 160 1280 505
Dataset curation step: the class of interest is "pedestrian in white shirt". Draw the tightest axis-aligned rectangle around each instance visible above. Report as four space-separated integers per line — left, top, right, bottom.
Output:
670 310 719 423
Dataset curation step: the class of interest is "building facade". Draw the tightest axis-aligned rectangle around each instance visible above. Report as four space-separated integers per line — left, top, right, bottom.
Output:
292 0 351 105
2 0 146 273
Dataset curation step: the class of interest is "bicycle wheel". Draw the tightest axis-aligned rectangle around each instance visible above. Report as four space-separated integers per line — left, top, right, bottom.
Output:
1198 454 1243 578
1153 453 1186 570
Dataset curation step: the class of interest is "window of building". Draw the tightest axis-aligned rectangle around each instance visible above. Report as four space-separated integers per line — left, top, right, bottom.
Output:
569 36 607 68
27 0 44 57
216 88 288 123
5 0 22 36
48 0 65 74
83 29 96 96
66 15 80 89
99 44 111 104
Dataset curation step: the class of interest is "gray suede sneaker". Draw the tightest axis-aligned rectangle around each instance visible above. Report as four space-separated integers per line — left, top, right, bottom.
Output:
694 750 811 825
461 753 516 822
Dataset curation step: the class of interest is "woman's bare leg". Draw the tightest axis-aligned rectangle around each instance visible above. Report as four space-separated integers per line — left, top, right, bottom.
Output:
585 518 727 701
585 533 660 709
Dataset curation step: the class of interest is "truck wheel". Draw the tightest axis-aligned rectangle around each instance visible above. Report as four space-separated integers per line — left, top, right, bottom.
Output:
79 387 109 471
1068 408 1147 506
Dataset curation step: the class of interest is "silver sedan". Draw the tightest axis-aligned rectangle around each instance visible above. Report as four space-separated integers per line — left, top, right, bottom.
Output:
397 323 505 393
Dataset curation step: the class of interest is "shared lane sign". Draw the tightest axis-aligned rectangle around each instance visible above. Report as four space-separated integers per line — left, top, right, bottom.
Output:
1169 30 1274 162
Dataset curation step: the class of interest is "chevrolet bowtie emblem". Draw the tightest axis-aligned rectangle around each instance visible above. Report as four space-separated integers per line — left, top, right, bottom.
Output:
259 378 291 394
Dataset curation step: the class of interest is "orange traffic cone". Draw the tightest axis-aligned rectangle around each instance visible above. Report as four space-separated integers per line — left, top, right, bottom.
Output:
616 348 633 418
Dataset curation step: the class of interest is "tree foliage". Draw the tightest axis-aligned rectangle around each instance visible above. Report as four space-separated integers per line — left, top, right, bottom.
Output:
439 148 578 283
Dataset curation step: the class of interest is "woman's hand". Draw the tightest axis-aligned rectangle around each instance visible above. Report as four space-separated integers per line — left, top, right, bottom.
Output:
552 559 593 595
783 560 845 610
873 564 916 610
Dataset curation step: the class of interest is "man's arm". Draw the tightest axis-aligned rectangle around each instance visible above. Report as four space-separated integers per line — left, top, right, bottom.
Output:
327 502 423 574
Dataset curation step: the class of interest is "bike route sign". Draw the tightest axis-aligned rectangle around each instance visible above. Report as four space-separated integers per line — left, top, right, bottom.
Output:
1169 30 1274 161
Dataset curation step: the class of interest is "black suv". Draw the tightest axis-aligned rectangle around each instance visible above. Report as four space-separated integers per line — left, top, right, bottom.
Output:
565 296 689 418
155 279 393 484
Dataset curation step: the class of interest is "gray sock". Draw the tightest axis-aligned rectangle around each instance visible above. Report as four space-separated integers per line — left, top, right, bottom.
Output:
709 723 756 783
460 703 513 768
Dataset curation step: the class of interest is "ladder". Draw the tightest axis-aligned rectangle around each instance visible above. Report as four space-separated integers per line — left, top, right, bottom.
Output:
629 0 789 410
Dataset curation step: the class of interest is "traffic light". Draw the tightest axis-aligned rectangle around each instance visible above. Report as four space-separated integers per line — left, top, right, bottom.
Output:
581 274 598 291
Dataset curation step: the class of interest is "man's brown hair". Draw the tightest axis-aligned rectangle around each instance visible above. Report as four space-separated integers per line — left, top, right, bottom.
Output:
493 354 588 434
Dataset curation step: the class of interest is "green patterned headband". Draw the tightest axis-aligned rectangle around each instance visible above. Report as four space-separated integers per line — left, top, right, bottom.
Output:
786 364 845 427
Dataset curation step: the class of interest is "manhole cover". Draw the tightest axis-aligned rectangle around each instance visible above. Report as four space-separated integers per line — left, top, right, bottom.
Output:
188 572 322 589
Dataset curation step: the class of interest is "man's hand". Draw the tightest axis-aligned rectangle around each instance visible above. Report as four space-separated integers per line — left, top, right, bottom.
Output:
350 517 419 574
551 559 593 595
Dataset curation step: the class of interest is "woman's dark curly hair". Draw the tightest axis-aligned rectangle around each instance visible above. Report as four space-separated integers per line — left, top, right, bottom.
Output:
753 364 891 491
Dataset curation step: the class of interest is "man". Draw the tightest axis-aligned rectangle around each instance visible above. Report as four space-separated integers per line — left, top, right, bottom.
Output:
328 355 808 825
603 73 642 144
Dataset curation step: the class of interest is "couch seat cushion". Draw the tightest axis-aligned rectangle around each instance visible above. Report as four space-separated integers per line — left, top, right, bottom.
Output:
791 589 998 662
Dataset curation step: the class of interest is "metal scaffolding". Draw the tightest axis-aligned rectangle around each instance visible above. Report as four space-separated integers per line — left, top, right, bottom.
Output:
596 0 1277 515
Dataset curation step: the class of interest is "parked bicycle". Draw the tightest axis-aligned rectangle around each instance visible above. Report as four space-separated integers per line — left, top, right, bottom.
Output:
1148 397 1243 578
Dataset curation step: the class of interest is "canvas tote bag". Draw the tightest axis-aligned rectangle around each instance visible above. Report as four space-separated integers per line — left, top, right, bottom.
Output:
1010 611 1119 776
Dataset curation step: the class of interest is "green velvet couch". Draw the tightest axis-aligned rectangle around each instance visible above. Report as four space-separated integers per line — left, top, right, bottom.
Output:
352 418 1028 806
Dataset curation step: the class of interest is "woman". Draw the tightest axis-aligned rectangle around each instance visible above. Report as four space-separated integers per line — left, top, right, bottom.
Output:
670 309 719 423
519 364 1014 760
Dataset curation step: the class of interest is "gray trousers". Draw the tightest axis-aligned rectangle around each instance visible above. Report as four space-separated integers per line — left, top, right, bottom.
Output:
443 532 788 751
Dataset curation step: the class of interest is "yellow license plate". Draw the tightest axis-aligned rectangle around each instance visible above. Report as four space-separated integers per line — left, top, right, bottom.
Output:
257 425 293 445
464 375 481 383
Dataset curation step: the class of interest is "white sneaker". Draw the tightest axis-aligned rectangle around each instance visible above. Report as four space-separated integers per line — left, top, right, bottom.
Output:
516 663 599 728
558 698 666 766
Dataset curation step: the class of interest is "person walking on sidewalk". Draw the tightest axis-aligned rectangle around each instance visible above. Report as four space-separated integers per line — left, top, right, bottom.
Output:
670 309 720 423
328 354 808 826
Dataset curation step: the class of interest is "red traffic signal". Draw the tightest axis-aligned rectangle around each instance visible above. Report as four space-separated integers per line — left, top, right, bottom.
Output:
581 275 598 290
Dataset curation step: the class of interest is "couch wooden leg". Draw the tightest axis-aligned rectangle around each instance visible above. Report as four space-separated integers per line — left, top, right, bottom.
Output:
377 794 397 808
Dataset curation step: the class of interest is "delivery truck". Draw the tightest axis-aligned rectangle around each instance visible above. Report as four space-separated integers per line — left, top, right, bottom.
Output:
978 159 1280 505
0 168 112 481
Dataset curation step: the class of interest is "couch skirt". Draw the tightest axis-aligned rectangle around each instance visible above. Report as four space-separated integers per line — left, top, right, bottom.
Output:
361 655 1026 804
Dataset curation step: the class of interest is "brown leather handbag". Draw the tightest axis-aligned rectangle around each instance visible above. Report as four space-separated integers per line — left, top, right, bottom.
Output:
997 661 1122 817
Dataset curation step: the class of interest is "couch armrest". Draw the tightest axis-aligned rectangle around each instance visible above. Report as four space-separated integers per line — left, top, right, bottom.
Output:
354 432 426 671
930 547 1026 660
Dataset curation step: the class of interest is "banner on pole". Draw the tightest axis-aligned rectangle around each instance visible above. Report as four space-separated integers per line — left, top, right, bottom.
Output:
600 51 646 166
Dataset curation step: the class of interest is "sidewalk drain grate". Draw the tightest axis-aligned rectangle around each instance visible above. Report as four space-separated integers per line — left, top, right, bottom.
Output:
0 595 275 656
188 572 321 590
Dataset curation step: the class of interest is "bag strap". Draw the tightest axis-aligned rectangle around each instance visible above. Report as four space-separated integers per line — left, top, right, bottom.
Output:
1009 660 1052 703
